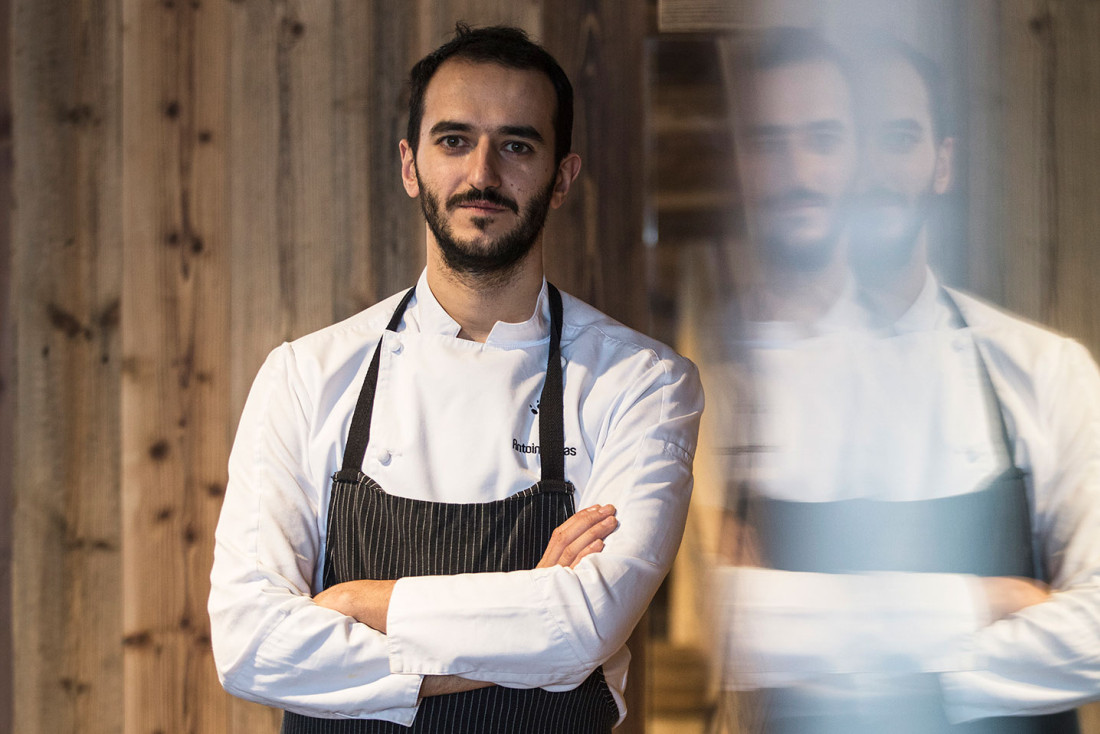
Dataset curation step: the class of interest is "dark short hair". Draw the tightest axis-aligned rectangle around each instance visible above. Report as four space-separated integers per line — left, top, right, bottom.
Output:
406 22 574 164
745 26 851 76
735 26 854 92
860 36 952 143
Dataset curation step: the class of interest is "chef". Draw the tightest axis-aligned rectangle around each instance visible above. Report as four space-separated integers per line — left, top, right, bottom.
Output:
208 23 703 733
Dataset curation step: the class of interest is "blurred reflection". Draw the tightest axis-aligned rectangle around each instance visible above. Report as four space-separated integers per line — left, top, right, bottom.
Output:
701 25 1099 734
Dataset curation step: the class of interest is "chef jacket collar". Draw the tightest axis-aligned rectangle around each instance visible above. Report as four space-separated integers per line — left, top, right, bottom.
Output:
745 271 870 344
889 268 964 335
410 269 553 347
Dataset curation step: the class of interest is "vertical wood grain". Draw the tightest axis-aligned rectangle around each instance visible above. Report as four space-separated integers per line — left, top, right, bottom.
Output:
543 0 647 330
120 1 230 732
1047 0 1100 353
0 0 12 727
965 0 1052 322
11 1 123 732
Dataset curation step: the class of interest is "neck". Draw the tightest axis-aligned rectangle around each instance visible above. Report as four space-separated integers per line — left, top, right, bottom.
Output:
746 252 849 326
857 232 929 323
425 230 545 342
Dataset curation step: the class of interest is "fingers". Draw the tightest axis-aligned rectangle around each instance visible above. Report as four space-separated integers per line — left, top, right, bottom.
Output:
536 504 618 569
569 538 604 569
981 576 1052 620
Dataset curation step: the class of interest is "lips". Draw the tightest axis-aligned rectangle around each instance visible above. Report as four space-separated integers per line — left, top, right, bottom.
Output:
457 200 508 213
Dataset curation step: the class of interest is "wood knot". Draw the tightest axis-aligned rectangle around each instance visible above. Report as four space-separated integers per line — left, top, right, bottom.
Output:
149 440 171 461
1028 12 1052 35
47 303 92 340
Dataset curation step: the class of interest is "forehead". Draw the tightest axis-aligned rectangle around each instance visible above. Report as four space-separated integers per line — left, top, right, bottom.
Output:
860 57 933 127
419 59 556 139
743 61 854 129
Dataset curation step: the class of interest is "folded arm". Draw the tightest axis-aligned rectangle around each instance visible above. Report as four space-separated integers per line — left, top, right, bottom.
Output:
209 346 425 723
383 359 702 688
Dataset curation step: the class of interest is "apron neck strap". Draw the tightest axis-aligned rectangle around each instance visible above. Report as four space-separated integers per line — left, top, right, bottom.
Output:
940 287 1020 470
339 283 567 484
340 287 416 475
539 284 566 482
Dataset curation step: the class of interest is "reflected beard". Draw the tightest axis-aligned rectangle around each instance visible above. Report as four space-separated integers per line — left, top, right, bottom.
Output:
757 188 847 273
762 230 843 273
419 175 555 281
849 187 933 274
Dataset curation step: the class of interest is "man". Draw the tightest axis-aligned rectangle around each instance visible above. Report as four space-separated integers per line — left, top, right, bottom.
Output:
208 24 702 732
708 29 1100 733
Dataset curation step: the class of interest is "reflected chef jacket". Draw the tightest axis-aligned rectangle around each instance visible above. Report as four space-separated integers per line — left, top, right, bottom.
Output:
208 270 703 725
708 270 1100 722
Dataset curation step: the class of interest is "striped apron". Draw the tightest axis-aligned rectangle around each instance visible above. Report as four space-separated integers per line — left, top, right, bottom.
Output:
282 284 618 733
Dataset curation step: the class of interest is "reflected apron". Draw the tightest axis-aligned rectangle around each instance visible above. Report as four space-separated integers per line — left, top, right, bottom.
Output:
282 285 618 734
747 292 1079 734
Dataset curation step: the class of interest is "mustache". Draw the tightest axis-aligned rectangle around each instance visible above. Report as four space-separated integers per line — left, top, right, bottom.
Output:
446 187 519 214
762 188 831 210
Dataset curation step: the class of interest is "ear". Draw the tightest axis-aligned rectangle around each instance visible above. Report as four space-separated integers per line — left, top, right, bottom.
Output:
933 137 955 195
550 153 582 209
400 139 420 198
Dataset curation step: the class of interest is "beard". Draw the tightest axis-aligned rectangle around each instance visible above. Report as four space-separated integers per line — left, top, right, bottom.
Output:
756 187 847 273
849 186 933 275
418 172 555 281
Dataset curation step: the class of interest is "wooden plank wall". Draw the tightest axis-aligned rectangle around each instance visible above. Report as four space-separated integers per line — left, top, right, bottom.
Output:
7 2 648 733
11 3 124 734
965 0 1100 355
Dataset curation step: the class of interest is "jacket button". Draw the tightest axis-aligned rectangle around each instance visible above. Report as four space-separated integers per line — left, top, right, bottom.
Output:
378 450 392 466
390 340 403 355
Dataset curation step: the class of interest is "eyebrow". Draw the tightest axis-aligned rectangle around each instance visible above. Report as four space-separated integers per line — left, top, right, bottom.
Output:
806 120 847 133
746 124 788 137
746 120 848 137
429 120 473 136
428 120 544 143
499 125 543 142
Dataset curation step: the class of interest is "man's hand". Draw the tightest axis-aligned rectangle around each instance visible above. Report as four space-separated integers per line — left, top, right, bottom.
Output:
313 579 397 632
981 576 1052 621
536 504 618 569
419 675 494 698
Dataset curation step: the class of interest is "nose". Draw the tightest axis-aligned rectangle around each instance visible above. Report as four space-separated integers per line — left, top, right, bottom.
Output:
466 140 502 191
856 140 887 193
786 142 820 190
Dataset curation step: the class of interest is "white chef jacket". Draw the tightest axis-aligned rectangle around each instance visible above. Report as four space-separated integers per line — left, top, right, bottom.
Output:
208 270 703 725
705 270 1100 722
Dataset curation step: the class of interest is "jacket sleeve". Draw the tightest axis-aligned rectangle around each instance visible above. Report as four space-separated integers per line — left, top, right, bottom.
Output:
940 338 1100 721
208 345 424 723
384 353 703 689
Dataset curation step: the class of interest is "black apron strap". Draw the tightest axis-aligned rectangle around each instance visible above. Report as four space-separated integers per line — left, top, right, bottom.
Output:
338 287 416 478
539 284 566 483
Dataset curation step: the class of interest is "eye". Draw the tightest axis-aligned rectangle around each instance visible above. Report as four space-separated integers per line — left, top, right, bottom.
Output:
503 141 533 155
880 129 921 154
745 133 786 156
806 130 845 155
437 135 467 150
